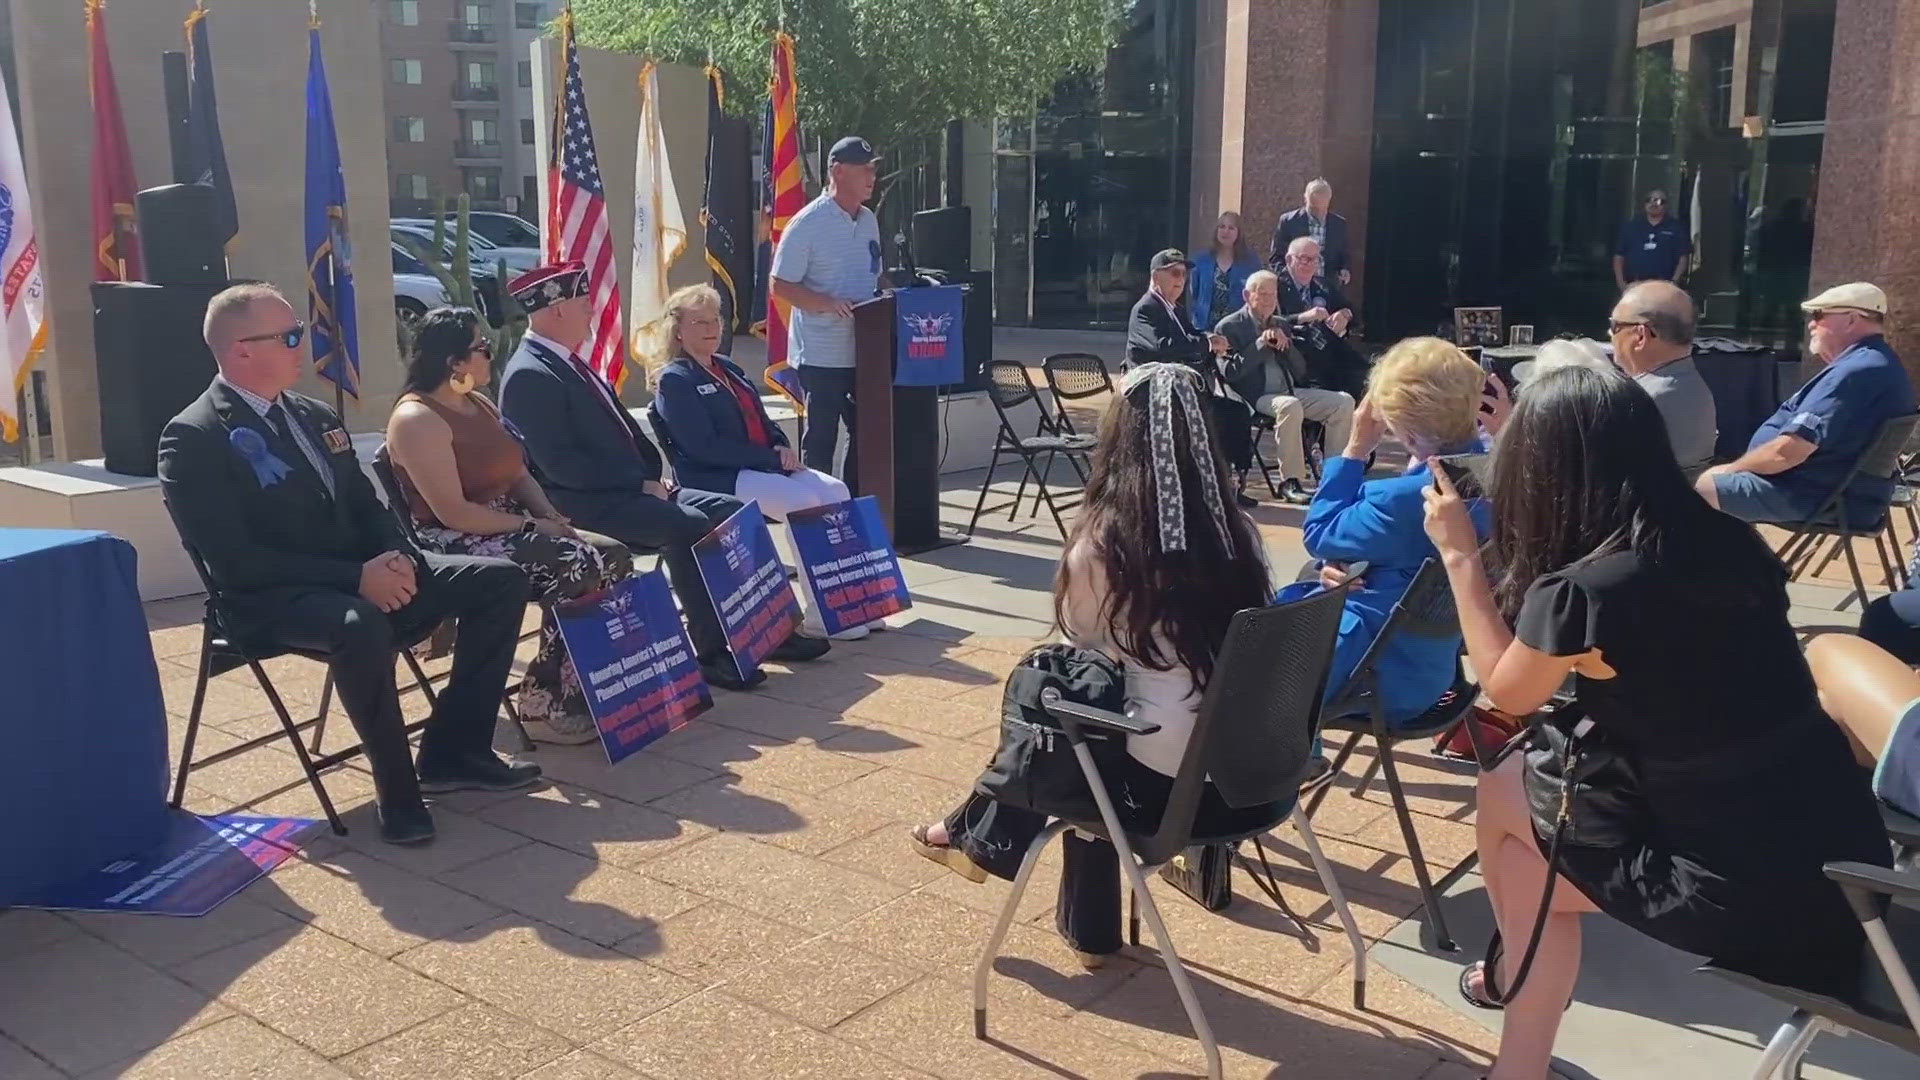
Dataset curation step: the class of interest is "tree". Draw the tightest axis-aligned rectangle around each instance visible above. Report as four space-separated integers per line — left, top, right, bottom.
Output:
570 0 1125 203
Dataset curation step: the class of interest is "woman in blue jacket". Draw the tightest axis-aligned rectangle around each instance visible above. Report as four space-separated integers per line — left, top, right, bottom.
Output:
652 284 874 637
1301 337 1492 775
1188 211 1261 330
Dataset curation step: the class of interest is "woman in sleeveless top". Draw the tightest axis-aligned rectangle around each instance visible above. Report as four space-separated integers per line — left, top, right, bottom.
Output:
386 307 632 744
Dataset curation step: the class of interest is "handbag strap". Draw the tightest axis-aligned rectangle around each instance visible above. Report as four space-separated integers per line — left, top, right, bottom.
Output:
1479 715 1591 1007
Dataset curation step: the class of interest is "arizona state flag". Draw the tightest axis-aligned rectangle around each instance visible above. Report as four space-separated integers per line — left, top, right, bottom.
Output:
761 33 805 411
184 2 238 247
87 0 142 282
701 66 752 354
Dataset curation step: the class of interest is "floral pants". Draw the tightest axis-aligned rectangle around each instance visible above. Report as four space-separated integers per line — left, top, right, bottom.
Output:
416 497 633 732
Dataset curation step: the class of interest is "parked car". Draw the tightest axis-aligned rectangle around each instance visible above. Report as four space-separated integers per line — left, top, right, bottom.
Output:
450 211 542 253
391 242 451 327
389 227 505 326
392 217 539 273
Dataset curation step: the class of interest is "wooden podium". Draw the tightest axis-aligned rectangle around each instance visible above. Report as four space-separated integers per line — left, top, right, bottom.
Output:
850 292 962 554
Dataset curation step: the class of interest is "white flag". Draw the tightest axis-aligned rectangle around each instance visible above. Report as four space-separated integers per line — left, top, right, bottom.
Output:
0 75 46 443
628 61 686 375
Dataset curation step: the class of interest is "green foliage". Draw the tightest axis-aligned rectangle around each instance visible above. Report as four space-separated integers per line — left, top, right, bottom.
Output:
570 0 1125 195
393 193 527 380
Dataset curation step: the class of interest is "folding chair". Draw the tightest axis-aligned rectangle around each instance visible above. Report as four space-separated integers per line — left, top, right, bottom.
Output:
1302 558 1480 952
1774 413 1920 612
1709 861 1920 1079
1039 352 1114 438
966 360 1095 538
1246 412 1328 499
973 588 1368 1080
163 496 444 836
1887 804 1920 872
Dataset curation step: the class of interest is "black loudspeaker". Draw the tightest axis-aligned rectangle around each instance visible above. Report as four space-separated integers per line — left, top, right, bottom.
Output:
94 281 225 476
911 206 971 274
949 270 991 394
136 184 228 285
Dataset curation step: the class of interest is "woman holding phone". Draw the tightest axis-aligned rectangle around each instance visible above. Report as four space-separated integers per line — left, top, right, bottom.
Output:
1422 365 1888 1080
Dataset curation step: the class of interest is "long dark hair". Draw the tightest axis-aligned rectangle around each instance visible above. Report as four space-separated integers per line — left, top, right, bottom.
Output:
1489 365 1774 617
1053 376 1270 692
401 307 483 395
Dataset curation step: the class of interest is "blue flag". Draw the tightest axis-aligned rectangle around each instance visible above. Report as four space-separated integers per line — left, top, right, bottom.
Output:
304 27 359 397
184 7 237 246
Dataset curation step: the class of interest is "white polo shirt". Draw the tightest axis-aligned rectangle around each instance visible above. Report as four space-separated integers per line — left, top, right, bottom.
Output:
769 193 882 370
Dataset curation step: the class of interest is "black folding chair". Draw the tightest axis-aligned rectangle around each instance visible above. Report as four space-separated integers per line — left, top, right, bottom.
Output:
1708 861 1920 1078
972 588 1367 1080
1246 411 1328 498
1303 558 1480 952
163 496 443 836
1887 804 1920 872
1039 352 1114 438
1774 413 1920 612
966 360 1095 538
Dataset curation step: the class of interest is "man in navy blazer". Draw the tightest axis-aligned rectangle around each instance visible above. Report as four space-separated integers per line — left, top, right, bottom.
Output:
1268 178 1353 286
497 263 821 690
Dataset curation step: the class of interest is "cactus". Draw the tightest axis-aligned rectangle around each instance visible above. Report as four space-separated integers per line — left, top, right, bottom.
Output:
393 193 526 379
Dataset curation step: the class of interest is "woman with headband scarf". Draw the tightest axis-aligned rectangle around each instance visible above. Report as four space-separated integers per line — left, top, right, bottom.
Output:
906 363 1280 966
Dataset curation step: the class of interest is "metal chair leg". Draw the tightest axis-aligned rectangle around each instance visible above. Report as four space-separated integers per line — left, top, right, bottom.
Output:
973 819 1069 1039
248 659 346 835
1351 752 1384 799
401 648 439 706
1874 531 1903 591
965 449 1004 536
308 673 335 756
1750 1010 1819 1080
1128 884 1140 947
1376 733 1457 951
1305 730 1364 817
1294 806 1368 1010
1839 539 1871 612
170 627 217 810
1118 850 1223 1080
1812 535 1847 580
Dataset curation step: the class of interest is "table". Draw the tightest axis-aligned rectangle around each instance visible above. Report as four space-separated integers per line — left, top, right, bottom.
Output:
1477 342 1788 462
0 529 170 905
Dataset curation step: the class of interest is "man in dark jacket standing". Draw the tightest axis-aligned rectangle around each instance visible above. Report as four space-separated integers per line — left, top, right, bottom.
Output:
1270 178 1353 287
159 284 538 846
1125 249 1256 505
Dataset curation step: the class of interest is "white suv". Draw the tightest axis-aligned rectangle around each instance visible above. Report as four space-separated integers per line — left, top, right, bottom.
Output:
391 242 451 327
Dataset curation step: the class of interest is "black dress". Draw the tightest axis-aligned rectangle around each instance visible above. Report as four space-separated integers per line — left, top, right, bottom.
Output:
1515 521 1890 998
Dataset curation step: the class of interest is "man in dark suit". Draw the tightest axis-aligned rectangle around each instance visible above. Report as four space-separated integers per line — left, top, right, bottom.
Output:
1276 237 1368 401
158 284 537 846
1214 270 1355 504
497 263 823 692
1124 248 1256 506
1269 178 1353 287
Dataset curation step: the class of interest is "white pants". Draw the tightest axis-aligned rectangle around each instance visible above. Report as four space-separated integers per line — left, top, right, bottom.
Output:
1254 388 1355 481
730 467 867 635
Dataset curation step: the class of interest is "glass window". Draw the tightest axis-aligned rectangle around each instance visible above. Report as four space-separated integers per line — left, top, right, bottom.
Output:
518 60 532 88
466 60 495 87
392 116 425 143
515 2 544 29
462 3 491 25
390 59 421 86
520 118 536 145
469 118 498 144
466 170 502 201
389 0 418 26
394 174 429 202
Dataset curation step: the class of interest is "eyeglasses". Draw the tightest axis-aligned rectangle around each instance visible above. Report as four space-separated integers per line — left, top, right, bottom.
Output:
466 340 493 356
237 322 306 349
1808 309 1858 324
1607 319 1648 335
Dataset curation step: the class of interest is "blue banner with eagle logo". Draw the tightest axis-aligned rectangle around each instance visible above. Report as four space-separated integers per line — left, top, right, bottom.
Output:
893 284 965 387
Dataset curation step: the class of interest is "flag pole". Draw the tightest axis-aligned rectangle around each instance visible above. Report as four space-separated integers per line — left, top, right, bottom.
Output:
310 0 342 413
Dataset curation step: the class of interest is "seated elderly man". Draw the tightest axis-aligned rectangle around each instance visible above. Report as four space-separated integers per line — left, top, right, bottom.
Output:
1214 269 1354 504
1276 237 1367 401
1698 283 1915 527
1608 280 1716 479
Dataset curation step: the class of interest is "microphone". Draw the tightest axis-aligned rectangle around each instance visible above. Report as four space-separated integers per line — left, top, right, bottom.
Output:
894 230 920 286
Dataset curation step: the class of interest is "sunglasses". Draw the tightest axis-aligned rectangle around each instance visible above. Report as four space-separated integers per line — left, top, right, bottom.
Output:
466 340 493 356
1646 197 1667 206
237 322 306 350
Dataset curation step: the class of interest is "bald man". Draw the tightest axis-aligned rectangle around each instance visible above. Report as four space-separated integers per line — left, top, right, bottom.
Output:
1607 281 1716 478
159 283 539 846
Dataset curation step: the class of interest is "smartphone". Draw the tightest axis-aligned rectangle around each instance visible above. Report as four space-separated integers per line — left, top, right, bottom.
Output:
1433 452 1493 502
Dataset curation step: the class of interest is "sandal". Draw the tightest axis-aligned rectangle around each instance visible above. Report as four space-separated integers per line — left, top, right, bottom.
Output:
908 824 988 884
1459 960 1505 1010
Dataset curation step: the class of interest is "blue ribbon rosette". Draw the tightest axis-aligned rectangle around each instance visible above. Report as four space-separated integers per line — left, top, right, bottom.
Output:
230 426 293 487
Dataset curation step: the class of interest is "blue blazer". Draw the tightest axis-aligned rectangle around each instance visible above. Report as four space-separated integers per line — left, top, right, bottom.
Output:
1187 250 1260 329
497 335 663 522
653 354 790 493
1302 454 1492 722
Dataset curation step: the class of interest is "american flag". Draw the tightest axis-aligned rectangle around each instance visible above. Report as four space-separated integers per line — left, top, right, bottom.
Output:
546 13 628 389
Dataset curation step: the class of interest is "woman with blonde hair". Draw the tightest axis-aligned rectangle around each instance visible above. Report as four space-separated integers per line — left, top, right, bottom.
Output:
1298 336 1492 783
385 306 633 744
652 284 874 638
1189 210 1261 329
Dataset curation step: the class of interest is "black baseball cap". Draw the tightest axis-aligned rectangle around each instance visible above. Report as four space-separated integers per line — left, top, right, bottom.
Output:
1150 249 1193 271
828 136 881 165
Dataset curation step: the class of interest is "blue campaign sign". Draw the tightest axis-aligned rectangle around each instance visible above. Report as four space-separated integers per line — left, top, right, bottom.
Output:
693 500 802 676
787 496 913 637
13 809 319 917
894 284 965 387
554 570 712 765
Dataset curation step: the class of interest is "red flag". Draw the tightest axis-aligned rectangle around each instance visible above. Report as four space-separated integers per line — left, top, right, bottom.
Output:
87 0 142 282
545 11 628 391
761 32 804 410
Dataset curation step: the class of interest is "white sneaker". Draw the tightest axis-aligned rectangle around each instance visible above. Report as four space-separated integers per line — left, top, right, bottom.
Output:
829 623 871 641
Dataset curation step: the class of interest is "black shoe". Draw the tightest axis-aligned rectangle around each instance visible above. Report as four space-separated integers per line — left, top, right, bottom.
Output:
1277 480 1313 506
701 658 767 692
416 752 543 793
768 633 831 663
377 803 437 845
1236 491 1259 509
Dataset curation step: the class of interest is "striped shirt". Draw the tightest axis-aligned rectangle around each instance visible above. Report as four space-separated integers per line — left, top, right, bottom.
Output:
769 193 882 370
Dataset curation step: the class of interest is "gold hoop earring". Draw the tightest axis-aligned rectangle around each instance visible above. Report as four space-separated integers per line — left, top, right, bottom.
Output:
448 368 475 395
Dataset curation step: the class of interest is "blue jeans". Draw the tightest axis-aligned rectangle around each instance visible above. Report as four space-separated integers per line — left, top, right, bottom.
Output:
1711 470 1821 525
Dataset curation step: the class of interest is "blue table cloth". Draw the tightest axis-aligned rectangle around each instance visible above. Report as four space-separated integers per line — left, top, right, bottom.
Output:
0 529 170 906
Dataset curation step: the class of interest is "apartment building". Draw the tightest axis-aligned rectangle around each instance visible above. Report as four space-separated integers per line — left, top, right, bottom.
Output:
381 0 528 217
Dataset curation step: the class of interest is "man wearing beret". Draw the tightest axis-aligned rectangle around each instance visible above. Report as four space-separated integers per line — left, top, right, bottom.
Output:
498 262 824 691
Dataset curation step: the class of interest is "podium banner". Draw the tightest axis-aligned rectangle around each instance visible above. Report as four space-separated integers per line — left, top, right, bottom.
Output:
788 496 913 636
554 570 711 764
694 500 802 676
13 810 317 917
894 284 965 386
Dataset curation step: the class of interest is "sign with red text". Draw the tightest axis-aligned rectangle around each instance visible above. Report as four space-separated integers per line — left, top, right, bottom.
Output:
555 570 712 765
693 500 803 678
788 497 912 636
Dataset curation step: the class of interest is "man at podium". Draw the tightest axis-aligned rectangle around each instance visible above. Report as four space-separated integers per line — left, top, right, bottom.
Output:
770 135 888 489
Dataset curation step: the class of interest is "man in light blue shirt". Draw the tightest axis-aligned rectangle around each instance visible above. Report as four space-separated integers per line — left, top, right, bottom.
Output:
770 136 887 488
